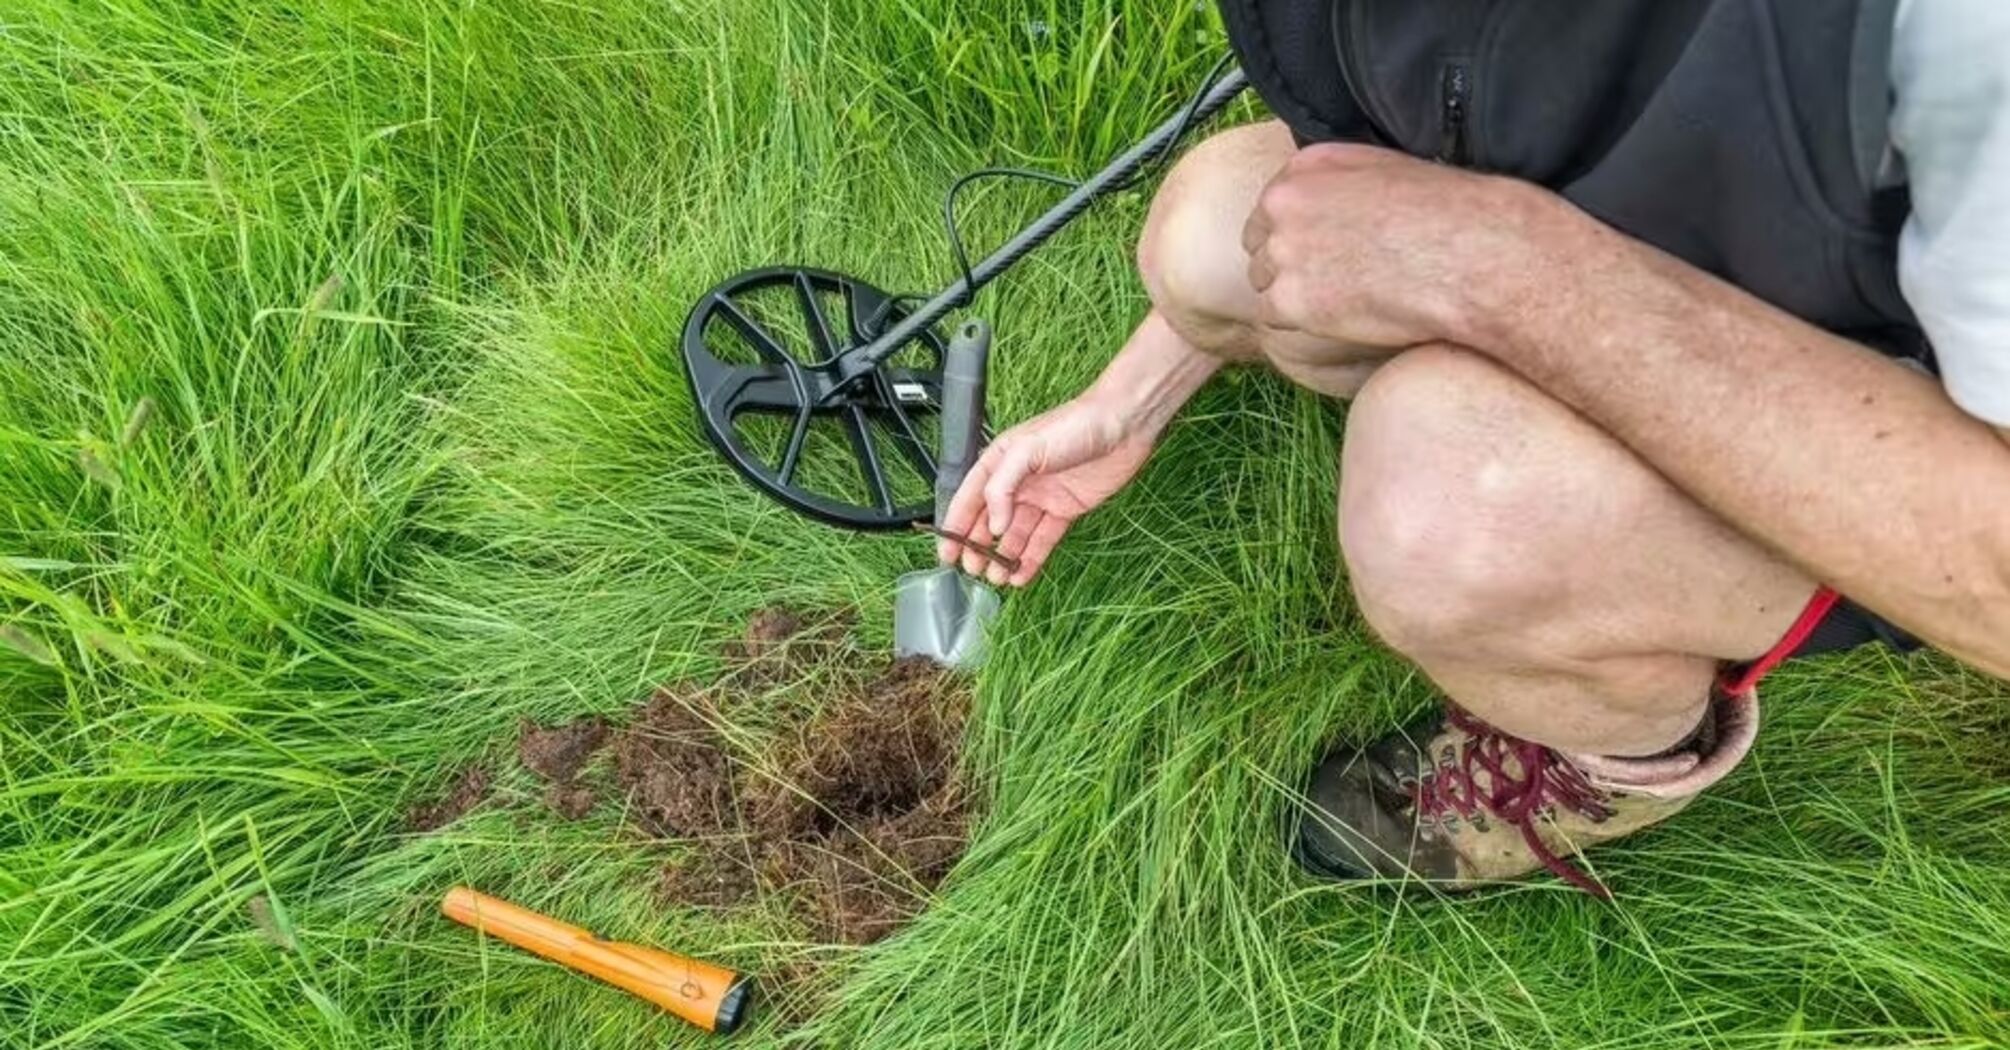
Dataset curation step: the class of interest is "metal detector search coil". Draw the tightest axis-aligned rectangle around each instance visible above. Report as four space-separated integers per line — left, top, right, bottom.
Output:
679 65 1249 531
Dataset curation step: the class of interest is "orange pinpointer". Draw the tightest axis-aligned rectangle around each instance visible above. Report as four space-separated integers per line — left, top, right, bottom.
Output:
441 887 751 1035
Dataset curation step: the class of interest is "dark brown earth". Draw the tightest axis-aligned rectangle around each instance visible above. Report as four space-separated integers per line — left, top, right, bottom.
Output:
518 715 608 783
611 684 737 839
657 849 757 910
406 765 490 832
743 656 968 944
719 606 853 688
545 781 598 821
516 715 611 822
502 606 971 947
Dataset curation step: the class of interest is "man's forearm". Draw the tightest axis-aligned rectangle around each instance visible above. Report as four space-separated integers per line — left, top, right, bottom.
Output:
1473 189 2010 675
1087 310 1224 436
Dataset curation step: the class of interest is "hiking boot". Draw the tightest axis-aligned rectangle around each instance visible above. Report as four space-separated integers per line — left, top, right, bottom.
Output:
1289 686 1759 898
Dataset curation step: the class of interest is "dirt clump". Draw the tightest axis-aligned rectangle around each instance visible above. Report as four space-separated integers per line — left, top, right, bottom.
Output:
544 781 598 821
516 715 612 820
721 606 852 688
503 605 973 947
612 685 738 839
735 605 806 656
518 715 608 783
406 765 490 832
657 850 758 910
746 658 969 944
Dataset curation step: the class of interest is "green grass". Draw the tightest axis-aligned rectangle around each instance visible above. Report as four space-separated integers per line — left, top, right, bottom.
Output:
2 2 2007 1047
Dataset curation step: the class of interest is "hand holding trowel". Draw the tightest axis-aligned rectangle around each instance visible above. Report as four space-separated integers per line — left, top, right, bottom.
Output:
895 320 1002 668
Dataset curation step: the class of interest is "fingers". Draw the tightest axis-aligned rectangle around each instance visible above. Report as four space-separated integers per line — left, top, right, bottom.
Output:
981 438 1041 537
958 513 1000 579
1009 514 1072 587
932 412 1080 584
1246 246 1276 293
935 449 998 565
1240 199 1270 257
986 509 1041 586
1242 184 1277 294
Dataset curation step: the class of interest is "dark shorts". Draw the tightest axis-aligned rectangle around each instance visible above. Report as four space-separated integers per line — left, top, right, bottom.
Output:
1723 590 1920 695
1791 597 1923 659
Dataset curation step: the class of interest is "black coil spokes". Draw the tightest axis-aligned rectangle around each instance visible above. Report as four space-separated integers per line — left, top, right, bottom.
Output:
680 267 952 529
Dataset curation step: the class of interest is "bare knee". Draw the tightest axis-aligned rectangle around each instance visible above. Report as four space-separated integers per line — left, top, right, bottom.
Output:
1136 121 1294 353
1336 347 1580 658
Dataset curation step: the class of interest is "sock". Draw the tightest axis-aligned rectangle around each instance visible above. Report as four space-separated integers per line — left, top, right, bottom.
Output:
1645 699 1718 761
1567 688 1757 799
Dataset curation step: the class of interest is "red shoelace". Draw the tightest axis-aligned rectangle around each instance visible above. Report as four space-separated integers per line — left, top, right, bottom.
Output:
1409 707 1616 899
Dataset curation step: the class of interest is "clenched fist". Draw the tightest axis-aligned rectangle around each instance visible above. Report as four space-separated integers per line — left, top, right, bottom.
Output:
1241 143 1569 352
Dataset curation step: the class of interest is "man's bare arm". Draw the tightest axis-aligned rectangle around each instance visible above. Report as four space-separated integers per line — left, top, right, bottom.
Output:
1240 144 2010 675
1477 189 2010 677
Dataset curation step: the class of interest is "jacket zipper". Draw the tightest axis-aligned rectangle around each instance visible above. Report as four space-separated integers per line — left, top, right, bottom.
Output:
1439 62 1472 166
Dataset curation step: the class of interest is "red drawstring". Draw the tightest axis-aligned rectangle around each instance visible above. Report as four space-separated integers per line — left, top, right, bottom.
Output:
1720 586 1842 697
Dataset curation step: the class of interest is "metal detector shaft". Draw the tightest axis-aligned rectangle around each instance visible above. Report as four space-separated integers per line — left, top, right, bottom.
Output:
849 66 1250 372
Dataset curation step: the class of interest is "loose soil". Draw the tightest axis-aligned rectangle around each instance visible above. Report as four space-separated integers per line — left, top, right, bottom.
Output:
518 715 608 783
406 765 490 832
508 606 972 947
518 715 609 820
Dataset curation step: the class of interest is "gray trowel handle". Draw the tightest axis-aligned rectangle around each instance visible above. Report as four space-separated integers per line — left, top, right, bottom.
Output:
933 320 991 520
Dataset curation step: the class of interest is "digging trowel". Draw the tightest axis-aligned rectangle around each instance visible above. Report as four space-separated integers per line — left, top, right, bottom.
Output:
894 320 1000 669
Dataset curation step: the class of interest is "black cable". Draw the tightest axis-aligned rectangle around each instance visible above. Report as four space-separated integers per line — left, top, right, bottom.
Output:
940 166 1082 308
1109 50 1237 193
872 53 1240 330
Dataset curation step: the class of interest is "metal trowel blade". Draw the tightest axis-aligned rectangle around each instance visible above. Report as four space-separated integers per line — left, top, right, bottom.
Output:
892 567 1000 669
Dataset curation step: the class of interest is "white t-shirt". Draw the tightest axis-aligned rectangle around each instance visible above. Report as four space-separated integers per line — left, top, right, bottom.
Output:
1892 0 2010 425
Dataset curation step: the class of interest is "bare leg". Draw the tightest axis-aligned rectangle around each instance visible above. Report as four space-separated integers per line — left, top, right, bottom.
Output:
1138 121 1390 397
1138 123 1821 758
1338 346 1818 755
